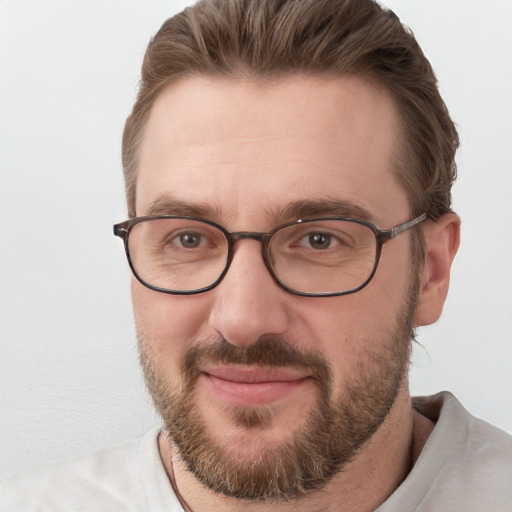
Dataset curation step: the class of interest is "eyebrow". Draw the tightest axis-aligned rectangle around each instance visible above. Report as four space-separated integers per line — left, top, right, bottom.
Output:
145 196 221 218
143 195 374 224
274 198 374 223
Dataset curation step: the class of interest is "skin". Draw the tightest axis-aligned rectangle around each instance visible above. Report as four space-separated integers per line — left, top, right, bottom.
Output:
132 74 460 511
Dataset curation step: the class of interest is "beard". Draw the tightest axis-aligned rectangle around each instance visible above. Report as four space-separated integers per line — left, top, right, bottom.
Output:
138 280 418 502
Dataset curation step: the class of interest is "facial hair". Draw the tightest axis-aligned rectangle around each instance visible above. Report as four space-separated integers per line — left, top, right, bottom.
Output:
138 281 418 502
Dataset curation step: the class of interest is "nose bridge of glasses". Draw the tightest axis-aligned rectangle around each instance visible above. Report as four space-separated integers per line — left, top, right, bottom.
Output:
230 231 271 244
226 231 275 279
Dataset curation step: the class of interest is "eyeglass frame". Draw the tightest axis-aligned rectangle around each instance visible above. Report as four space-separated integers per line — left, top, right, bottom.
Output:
113 212 427 298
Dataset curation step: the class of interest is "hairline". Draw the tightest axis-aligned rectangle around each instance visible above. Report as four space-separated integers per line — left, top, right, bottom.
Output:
126 69 416 219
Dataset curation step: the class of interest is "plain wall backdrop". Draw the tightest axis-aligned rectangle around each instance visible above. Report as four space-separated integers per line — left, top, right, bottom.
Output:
0 0 511 480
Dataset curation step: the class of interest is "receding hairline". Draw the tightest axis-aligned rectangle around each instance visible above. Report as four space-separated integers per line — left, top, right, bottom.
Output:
129 70 411 217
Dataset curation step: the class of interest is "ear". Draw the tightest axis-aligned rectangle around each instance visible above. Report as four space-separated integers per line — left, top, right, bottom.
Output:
414 213 460 326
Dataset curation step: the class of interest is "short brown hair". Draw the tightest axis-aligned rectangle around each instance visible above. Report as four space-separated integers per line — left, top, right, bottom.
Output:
122 0 458 228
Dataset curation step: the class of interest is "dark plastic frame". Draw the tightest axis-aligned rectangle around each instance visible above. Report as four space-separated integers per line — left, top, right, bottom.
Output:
113 213 427 297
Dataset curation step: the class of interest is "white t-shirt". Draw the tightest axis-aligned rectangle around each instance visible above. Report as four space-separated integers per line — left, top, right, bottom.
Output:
1 392 511 511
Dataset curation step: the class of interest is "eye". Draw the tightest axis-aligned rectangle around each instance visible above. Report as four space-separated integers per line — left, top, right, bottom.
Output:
306 232 333 250
273 222 356 255
298 230 347 251
175 231 204 249
163 225 225 253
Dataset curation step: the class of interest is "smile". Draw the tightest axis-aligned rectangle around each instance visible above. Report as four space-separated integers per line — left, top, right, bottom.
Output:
200 366 311 407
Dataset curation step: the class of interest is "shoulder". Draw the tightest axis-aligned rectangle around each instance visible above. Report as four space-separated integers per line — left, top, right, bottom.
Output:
380 392 512 512
416 391 512 463
439 392 512 487
427 392 512 509
0 428 181 512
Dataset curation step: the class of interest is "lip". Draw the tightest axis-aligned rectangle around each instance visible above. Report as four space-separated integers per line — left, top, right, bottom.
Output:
200 365 310 407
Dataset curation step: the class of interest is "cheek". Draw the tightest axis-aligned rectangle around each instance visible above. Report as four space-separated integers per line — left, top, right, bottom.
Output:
295 287 394 343
292 271 412 390
131 279 211 365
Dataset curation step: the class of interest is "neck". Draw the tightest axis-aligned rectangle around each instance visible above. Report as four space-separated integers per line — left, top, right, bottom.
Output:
159 383 434 512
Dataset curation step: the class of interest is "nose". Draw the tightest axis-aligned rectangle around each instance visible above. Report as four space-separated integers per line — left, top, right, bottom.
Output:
208 240 291 347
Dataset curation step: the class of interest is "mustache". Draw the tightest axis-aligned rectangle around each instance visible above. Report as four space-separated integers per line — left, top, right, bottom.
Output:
181 336 333 392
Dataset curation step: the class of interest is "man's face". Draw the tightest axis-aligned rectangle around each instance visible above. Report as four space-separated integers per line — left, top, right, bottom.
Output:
132 75 418 500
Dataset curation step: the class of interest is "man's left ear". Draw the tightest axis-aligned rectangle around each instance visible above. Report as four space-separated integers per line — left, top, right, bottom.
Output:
414 212 461 326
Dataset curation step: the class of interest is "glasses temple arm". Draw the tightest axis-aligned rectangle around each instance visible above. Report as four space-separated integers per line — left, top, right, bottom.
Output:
390 213 428 239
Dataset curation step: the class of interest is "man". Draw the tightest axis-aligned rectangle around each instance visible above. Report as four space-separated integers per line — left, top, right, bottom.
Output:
1 0 511 510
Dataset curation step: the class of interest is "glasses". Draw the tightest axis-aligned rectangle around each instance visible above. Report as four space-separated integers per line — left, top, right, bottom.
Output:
113 213 426 297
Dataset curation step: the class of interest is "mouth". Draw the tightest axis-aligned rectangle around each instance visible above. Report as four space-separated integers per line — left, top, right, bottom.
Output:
200 365 311 407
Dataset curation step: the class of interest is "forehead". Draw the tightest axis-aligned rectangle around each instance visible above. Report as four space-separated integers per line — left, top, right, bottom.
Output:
136 74 409 226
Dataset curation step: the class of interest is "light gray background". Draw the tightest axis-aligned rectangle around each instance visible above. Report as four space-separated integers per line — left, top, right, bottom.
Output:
1 0 511 480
